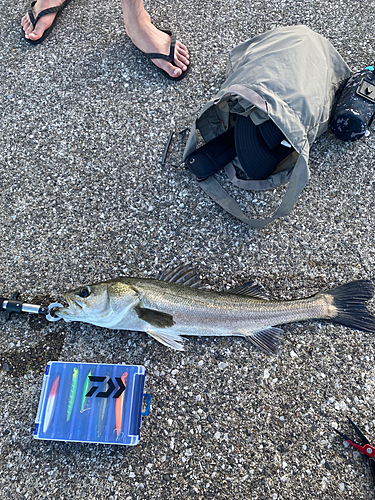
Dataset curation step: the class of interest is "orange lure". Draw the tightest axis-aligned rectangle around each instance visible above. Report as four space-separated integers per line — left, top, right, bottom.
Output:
115 372 128 437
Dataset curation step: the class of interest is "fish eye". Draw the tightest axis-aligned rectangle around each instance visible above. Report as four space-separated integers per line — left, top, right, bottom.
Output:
78 287 91 298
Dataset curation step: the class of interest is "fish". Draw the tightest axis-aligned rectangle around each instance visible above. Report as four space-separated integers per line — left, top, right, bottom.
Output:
51 263 375 356
43 375 60 433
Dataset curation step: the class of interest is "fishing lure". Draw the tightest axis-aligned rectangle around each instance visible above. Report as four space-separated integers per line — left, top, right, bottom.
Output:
97 375 110 438
80 369 92 413
115 372 128 437
43 375 60 433
66 367 78 422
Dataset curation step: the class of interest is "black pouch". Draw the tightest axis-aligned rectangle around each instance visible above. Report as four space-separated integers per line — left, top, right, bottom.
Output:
185 127 236 181
331 67 375 142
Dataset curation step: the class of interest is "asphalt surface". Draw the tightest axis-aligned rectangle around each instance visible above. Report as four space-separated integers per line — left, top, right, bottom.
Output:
1 0 375 498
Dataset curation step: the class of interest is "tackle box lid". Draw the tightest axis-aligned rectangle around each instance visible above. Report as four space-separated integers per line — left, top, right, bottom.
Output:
34 361 151 446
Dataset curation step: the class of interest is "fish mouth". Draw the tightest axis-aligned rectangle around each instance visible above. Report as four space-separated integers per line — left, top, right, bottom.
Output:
65 294 84 311
48 294 86 322
50 294 84 320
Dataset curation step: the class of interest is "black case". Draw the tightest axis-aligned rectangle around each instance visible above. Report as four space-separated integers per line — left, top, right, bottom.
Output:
331 67 375 142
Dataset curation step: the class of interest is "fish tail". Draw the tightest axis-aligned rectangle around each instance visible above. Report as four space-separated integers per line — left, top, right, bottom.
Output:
324 279 375 333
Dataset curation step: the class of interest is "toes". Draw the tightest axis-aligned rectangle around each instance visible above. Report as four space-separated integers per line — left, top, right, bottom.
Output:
167 43 190 77
21 15 32 33
171 66 183 78
21 4 58 41
24 23 34 37
21 13 37 38
152 59 183 78
129 26 190 79
29 19 48 40
175 47 189 68
151 37 190 78
23 14 54 40
176 40 189 58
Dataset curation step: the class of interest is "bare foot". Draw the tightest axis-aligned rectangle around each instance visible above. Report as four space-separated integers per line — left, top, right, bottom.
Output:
123 9 189 79
21 0 64 42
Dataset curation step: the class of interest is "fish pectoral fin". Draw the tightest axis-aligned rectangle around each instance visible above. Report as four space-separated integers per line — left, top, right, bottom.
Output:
243 327 283 356
146 330 185 351
135 306 175 328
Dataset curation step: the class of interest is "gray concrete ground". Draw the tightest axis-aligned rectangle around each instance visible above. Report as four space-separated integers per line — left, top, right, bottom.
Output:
0 0 374 498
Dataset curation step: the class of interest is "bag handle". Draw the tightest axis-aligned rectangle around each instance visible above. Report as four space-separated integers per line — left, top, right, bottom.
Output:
192 144 310 229
224 162 293 191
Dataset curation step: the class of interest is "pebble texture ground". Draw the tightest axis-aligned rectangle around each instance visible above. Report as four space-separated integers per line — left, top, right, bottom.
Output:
0 0 374 498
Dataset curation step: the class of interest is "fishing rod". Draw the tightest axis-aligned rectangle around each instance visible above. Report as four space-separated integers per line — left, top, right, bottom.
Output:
0 292 62 322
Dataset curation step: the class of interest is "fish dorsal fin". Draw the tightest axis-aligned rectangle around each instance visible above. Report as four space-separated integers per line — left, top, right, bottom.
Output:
229 281 269 300
155 263 203 289
146 329 185 351
245 327 283 356
135 306 175 328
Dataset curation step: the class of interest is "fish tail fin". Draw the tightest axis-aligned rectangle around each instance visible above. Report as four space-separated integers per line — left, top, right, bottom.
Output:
325 279 375 333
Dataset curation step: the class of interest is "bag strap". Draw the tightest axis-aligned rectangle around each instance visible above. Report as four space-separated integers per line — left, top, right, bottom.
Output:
194 143 310 228
224 162 292 191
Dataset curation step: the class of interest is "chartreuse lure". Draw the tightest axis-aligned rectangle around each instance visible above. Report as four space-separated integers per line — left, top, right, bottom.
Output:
66 367 79 422
80 369 92 413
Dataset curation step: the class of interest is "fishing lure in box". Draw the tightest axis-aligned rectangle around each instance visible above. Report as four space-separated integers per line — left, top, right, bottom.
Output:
34 362 151 446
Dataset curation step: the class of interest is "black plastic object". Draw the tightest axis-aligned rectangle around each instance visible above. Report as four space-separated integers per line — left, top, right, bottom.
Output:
0 292 48 319
185 127 236 181
331 66 375 142
161 130 174 166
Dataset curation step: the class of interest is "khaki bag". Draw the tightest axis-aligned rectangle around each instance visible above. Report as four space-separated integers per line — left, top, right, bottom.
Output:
183 25 351 228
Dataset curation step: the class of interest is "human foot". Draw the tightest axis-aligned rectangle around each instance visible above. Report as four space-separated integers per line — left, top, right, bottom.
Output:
123 12 190 79
21 0 69 44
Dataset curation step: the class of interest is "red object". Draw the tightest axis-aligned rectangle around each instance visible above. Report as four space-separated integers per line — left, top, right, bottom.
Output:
347 439 375 458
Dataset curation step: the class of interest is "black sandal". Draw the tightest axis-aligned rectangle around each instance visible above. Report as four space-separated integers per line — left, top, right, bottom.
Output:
22 0 73 45
140 29 191 81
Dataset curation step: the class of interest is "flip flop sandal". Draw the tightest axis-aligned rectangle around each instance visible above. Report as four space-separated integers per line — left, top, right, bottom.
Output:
140 29 191 81
22 0 73 45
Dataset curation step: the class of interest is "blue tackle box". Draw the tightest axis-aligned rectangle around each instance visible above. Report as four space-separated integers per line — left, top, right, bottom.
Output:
34 362 151 446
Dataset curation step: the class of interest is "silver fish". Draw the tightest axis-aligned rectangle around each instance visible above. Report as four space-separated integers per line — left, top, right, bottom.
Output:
51 264 375 355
